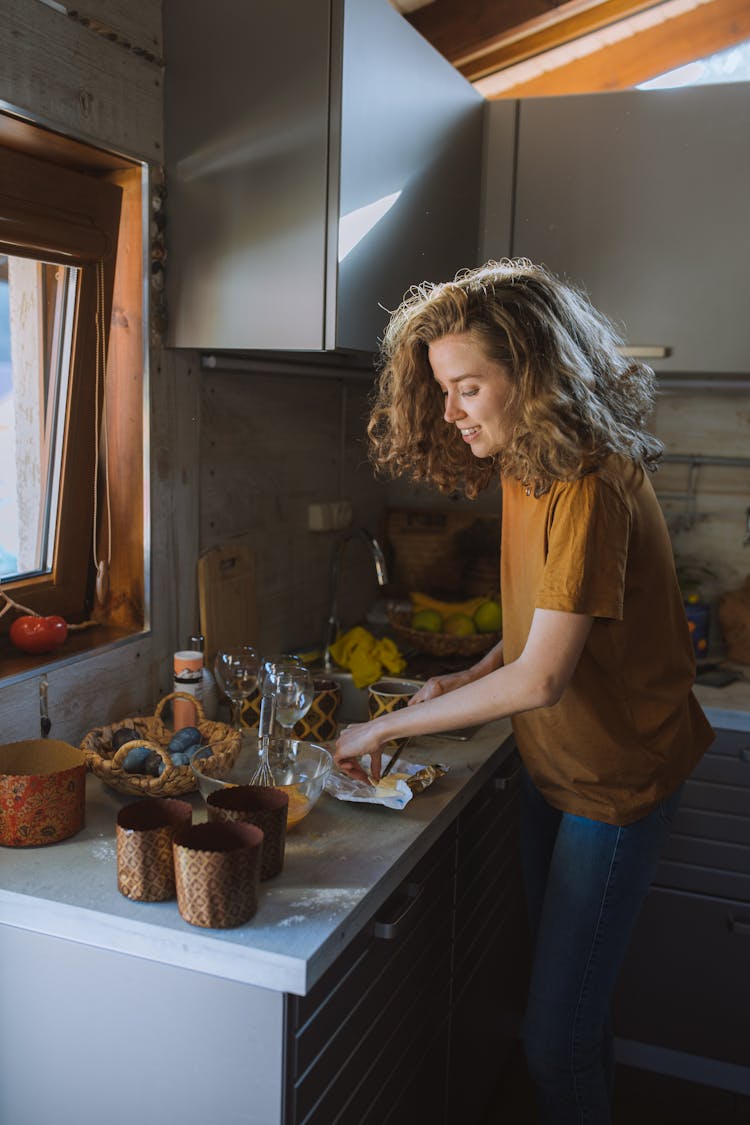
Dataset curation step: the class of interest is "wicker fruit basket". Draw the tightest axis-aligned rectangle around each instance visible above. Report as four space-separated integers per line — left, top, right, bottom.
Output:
387 608 500 659
80 693 241 798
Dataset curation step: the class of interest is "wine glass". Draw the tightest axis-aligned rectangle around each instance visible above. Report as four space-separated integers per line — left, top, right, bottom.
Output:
251 658 314 786
265 660 314 735
214 645 259 731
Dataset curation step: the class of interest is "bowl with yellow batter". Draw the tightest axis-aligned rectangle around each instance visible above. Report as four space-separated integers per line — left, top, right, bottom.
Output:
191 737 332 827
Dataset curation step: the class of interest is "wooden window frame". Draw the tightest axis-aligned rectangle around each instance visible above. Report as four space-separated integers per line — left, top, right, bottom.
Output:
0 127 146 669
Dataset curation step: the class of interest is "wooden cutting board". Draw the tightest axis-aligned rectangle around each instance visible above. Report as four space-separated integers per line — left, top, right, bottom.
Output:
197 544 259 665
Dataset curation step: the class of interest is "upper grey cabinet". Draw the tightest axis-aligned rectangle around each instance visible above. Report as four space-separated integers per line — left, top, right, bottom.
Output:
511 86 750 375
163 0 484 353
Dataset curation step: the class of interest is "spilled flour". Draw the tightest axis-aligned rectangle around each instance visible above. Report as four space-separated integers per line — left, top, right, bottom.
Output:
278 914 307 926
289 887 362 912
91 841 116 862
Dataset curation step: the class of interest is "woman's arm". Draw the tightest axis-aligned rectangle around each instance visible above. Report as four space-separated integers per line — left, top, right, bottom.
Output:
408 637 505 705
334 609 593 781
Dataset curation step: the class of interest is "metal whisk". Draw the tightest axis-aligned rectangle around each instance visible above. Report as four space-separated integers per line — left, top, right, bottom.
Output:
250 689 276 786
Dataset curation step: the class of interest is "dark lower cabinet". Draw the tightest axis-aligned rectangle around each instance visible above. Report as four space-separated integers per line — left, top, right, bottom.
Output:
283 737 529 1124
614 726 750 1072
447 748 530 1123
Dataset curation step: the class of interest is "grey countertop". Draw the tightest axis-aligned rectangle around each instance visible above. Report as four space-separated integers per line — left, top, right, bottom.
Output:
0 718 514 997
2 673 747 1000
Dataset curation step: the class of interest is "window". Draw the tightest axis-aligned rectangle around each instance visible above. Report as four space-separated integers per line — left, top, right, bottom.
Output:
0 254 79 580
0 123 146 657
638 38 750 89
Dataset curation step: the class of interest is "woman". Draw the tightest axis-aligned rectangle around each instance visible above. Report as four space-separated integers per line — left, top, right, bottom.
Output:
334 259 713 1124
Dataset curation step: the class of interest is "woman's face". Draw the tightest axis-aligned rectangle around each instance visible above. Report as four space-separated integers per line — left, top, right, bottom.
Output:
428 331 514 458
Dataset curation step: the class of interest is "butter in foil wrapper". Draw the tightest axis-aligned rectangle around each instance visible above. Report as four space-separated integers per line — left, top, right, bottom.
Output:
404 763 448 794
325 756 449 809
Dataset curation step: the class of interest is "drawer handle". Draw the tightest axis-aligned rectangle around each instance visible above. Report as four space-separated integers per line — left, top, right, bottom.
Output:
494 764 522 791
728 913 750 936
374 881 424 940
740 748 750 764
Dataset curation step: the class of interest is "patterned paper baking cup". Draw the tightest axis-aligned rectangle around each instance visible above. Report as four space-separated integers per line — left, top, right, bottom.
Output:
173 821 263 928
207 784 288 880
0 739 86 847
116 797 192 901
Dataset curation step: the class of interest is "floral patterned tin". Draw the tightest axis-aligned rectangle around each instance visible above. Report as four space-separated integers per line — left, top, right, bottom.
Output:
0 739 86 847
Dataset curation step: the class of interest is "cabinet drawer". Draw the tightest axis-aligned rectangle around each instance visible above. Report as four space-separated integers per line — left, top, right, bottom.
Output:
671 805 750 846
706 728 750 761
681 777 750 818
692 753 750 789
293 826 455 1030
660 833 750 877
286 834 454 1123
614 887 750 1066
655 859 750 902
299 939 452 1124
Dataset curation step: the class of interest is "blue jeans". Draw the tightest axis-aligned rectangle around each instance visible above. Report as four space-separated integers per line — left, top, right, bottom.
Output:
520 767 683 1125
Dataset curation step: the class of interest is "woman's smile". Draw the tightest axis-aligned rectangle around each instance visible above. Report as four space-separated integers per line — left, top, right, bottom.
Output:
428 332 514 457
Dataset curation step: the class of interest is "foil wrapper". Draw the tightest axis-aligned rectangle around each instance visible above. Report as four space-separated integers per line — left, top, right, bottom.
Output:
325 755 448 810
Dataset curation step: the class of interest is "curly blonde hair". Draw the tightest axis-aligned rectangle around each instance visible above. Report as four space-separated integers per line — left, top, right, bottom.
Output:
368 259 663 498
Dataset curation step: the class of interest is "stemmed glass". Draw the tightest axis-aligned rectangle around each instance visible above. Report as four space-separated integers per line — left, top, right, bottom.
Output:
252 657 314 785
265 659 314 736
214 645 259 732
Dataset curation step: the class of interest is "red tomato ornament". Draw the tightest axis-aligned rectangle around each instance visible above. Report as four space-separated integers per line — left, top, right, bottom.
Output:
9 615 68 654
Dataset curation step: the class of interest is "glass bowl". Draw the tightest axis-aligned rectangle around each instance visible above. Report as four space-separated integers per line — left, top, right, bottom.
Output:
191 737 333 827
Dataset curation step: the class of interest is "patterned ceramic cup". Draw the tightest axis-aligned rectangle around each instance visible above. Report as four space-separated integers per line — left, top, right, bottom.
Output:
207 784 289 880
367 677 423 755
116 797 192 901
242 677 342 742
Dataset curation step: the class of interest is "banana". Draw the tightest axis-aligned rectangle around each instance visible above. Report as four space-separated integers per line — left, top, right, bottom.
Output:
410 591 492 618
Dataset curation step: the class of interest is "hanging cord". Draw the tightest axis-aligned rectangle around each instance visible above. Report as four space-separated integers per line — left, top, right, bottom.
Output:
0 591 96 631
93 259 112 606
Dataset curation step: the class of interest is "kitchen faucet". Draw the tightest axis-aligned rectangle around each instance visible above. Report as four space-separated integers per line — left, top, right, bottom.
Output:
323 528 388 670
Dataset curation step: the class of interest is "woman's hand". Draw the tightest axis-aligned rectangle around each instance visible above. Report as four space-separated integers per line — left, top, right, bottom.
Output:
409 668 475 705
334 720 390 784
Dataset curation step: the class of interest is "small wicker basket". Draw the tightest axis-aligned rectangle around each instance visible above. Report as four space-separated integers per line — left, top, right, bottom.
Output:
387 608 500 659
80 693 241 798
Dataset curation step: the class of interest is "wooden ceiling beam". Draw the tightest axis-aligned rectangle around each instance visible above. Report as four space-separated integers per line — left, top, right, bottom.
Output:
474 0 750 97
404 0 670 78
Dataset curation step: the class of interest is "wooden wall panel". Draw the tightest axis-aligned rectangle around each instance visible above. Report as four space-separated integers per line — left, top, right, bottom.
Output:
0 0 163 162
52 0 163 59
149 349 202 688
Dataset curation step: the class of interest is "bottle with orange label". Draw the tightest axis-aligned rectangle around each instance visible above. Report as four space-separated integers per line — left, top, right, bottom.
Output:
173 649 204 730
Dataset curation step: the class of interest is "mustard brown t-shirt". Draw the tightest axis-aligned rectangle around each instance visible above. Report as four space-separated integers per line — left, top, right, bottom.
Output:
501 455 714 825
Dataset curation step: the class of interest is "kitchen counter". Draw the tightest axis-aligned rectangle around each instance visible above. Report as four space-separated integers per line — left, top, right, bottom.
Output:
0 718 514 998
693 667 750 731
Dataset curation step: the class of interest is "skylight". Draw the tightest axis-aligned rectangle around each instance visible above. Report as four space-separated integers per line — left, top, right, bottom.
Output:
638 38 750 89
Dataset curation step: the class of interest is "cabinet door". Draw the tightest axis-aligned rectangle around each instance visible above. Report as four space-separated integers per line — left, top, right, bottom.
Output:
284 826 455 1124
447 745 531 1122
164 0 331 350
614 887 750 1066
513 86 750 374
334 0 485 352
